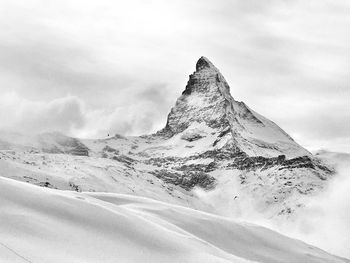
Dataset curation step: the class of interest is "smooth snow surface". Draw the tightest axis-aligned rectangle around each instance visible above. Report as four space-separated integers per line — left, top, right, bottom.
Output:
0 177 347 263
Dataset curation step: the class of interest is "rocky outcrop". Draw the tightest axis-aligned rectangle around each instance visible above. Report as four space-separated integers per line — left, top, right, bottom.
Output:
227 155 334 176
150 169 216 191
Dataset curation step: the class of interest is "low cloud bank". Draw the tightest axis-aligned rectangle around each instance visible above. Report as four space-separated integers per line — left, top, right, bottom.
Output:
0 91 168 138
0 92 86 135
286 154 350 258
194 155 350 259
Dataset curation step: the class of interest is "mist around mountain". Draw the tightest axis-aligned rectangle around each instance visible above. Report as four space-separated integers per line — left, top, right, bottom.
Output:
0 57 348 262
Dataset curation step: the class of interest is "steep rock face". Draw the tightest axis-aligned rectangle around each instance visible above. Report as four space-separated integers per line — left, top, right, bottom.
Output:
162 56 309 158
164 57 231 135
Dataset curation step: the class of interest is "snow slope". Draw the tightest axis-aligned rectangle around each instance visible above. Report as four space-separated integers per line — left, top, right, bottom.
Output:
0 177 347 263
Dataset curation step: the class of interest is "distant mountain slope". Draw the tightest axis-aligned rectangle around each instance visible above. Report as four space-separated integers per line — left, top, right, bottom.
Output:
0 131 88 156
0 177 347 263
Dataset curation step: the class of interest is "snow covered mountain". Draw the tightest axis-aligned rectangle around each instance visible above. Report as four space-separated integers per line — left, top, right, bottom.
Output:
160 56 310 158
0 57 345 262
0 57 333 219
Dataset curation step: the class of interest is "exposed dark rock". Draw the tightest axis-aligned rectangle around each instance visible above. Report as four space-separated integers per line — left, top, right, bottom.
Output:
39 181 54 188
181 133 204 142
69 182 81 192
196 147 247 161
112 155 135 166
196 56 216 71
103 145 118 153
224 154 331 173
150 169 215 191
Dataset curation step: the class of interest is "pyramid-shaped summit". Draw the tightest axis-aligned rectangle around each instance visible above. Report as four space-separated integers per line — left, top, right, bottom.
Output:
162 57 309 158
195 56 217 71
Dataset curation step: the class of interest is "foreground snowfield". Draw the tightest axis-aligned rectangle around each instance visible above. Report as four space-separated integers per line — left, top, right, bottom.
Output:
0 177 347 263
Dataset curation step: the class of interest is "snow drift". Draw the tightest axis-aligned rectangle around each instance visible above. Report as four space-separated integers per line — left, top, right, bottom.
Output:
0 177 347 263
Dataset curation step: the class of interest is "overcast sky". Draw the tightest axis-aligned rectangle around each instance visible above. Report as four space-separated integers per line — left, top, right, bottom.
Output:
0 0 349 152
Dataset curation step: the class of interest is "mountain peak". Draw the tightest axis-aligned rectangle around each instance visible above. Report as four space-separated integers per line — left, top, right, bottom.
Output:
160 57 310 158
195 56 217 71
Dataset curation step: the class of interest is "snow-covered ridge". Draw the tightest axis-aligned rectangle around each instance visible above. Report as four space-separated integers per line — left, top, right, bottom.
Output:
0 131 88 155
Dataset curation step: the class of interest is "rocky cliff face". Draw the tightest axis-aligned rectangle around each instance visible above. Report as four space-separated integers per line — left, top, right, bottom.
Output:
161 57 309 159
162 57 231 135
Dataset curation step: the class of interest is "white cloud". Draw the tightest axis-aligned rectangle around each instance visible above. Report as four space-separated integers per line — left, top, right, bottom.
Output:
282 155 350 258
193 157 350 258
0 90 170 139
0 0 349 152
75 100 167 139
0 93 86 135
